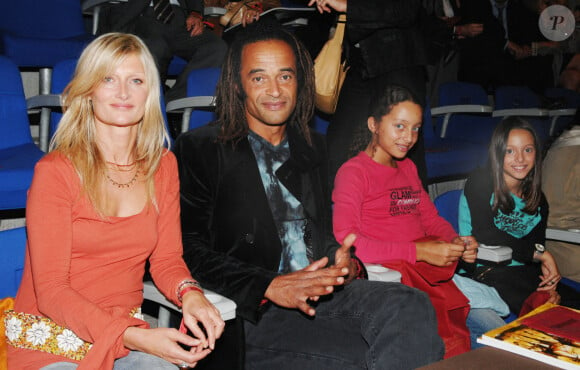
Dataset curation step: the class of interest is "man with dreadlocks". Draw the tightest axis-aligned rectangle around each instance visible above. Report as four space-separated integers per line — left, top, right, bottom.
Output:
174 22 444 369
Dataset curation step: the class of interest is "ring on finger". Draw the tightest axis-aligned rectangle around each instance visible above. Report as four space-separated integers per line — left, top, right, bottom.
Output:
178 362 189 368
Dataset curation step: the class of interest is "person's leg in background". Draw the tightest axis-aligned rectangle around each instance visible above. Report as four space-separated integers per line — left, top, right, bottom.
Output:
165 24 227 102
133 7 175 86
465 308 506 349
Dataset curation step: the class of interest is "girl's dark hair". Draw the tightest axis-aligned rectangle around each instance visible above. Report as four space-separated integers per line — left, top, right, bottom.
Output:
215 21 314 145
348 85 421 156
489 117 543 214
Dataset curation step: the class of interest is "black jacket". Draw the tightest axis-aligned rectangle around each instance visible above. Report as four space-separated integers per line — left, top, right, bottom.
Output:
463 167 549 264
174 123 344 368
345 0 427 79
174 124 341 322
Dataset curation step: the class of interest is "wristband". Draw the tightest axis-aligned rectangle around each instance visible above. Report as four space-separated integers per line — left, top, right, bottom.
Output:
178 286 203 302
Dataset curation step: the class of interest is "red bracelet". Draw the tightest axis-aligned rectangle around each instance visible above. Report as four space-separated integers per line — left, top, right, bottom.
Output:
178 286 203 302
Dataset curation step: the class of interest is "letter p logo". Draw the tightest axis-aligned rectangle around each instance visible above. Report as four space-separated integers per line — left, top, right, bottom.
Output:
539 5 575 42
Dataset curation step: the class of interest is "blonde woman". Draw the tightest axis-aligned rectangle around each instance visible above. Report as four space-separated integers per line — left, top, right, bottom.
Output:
6 33 224 369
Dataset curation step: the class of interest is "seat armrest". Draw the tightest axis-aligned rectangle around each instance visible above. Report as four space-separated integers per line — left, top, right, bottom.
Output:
143 280 237 323
166 96 216 113
431 105 493 138
204 6 227 16
431 105 493 116
547 108 577 135
26 94 62 110
548 108 576 117
167 96 217 134
492 108 549 118
364 264 402 283
546 227 580 244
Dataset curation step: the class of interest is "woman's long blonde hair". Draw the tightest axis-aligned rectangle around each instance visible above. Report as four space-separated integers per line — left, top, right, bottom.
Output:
50 33 170 215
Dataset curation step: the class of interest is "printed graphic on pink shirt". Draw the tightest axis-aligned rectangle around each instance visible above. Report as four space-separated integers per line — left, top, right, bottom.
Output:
389 186 421 216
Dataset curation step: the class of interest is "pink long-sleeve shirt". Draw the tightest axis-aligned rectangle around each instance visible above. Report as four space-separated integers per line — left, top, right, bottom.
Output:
333 152 457 264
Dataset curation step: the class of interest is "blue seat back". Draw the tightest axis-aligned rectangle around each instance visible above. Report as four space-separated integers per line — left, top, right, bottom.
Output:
167 56 188 77
438 82 489 106
434 190 462 233
312 113 330 135
0 56 35 150
494 85 550 143
494 85 543 110
49 58 78 137
0 0 92 67
0 0 86 39
0 227 26 298
423 98 442 148
435 82 496 145
544 87 580 108
186 67 221 130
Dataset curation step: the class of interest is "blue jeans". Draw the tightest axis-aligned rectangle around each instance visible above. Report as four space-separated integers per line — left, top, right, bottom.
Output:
40 350 177 369
244 280 444 370
466 308 506 349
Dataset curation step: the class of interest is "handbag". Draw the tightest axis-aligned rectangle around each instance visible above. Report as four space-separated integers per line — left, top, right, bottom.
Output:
314 14 349 115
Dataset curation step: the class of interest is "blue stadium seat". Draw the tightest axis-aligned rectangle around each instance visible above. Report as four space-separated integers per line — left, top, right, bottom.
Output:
431 81 495 145
433 189 462 233
0 227 27 298
166 67 221 133
424 99 487 182
0 0 94 150
0 56 45 211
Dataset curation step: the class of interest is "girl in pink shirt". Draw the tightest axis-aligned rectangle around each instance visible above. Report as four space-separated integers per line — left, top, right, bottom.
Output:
333 85 476 266
332 85 478 357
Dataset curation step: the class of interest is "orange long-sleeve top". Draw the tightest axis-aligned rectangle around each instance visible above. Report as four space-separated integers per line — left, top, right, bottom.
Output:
9 150 193 369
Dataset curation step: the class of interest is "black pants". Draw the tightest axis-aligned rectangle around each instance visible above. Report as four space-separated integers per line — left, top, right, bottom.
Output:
244 280 444 370
133 7 227 101
472 264 580 314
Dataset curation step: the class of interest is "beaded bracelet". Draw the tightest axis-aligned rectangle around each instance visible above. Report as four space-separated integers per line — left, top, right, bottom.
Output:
177 280 203 302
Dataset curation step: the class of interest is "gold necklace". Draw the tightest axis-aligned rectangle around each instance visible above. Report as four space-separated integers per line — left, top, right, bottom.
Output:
106 161 137 172
106 169 139 189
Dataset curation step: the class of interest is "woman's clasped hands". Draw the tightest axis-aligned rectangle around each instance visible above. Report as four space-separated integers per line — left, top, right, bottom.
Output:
123 290 225 368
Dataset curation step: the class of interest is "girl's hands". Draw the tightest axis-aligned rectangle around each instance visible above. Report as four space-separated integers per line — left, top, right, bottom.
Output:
536 251 561 292
452 236 479 263
181 290 225 351
416 240 464 267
